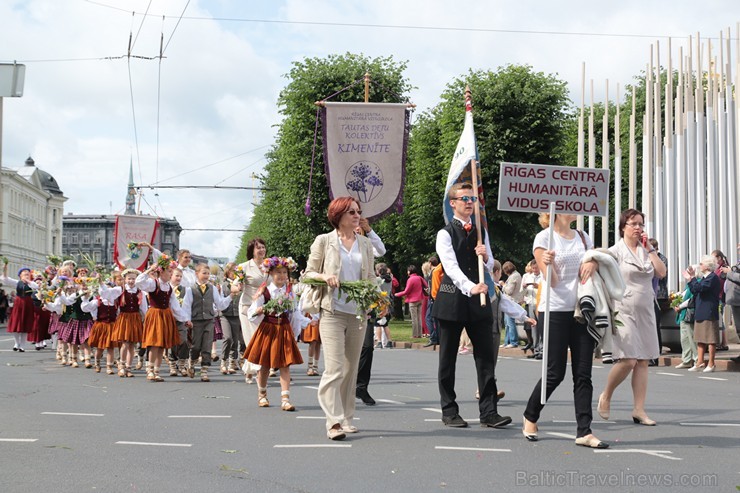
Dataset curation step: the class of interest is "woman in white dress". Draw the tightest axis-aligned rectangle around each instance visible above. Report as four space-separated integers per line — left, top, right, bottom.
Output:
236 238 268 383
598 209 666 426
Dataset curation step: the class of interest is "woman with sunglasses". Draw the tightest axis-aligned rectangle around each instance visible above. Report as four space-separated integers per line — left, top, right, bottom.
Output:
597 208 666 426
304 196 376 441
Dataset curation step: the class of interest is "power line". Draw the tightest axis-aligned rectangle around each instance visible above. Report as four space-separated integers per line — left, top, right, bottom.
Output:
130 0 153 52
83 0 736 41
163 0 191 55
134 185 268 190
181 228 248 232
149 145 271 185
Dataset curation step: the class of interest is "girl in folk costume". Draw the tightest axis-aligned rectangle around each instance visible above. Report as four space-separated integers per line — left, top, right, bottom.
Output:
245 257 307 411
86 272 124 375
58 269 95 368
136 257 181 382
112 269 145 377
167 268 192 377
29 270 52 350
0 265 40 352
187 263 236 382
48 267 75 363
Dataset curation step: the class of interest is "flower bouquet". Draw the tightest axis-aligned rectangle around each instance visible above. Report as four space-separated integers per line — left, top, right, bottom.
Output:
36 287 60 304
231 264 246 285
301 277 391 317
263 292 295 316
0 255 8 266
155 253 177 272
668 291 684 309
46 254 63 267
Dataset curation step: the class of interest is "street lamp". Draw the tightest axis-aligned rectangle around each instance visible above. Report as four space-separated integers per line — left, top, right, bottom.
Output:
0 62 26 167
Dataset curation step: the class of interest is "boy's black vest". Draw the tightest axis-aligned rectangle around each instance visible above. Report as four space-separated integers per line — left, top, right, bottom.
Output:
191 283 215 321
432 221 492 323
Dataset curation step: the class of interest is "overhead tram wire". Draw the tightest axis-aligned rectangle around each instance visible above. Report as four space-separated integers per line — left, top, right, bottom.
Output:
147 145 270 186
83 0 736 42
130 0 153 52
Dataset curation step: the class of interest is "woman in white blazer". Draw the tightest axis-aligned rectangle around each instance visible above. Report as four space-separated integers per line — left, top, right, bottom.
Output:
304 196 375 441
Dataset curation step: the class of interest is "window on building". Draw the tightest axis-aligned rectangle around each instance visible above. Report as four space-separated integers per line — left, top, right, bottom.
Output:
165 234 172 243
71 233 78 244
82 233 90 244
93 251 101 262
94 235 102 245
52 236 57 252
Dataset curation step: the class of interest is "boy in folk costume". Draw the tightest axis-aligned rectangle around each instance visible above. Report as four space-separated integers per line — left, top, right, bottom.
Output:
187 263 236 382
245 257 308 411
0 265 40 352
167 268 192 377
136 257 180 382
220 262 246 375
29 270 52 351
111 269 145 377
85 272 123 375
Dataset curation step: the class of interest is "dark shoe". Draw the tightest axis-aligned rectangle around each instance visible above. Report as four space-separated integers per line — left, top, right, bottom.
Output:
442 414 468 428
480 413 512 428
384 342 393 349
423 341 437 348
521 343 532 351
534 353 543 360
648 359 658 367
716 345 729 351
356 389 376 406
13 347 18 352
17 347 25 353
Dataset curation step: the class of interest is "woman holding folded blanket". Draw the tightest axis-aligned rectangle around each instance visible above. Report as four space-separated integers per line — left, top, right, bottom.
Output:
597 209 666 426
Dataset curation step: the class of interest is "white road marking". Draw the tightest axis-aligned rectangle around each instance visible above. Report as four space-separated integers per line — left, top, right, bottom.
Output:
393 394 421 401
303 386 319 390
274 444 351 448
116 441 191 447
0 438 38 442
698 376 728 381
552 419 616 424
422 407 442 413
435 446 511 452
546 432 577 439
680 422 740 427
168 415 232 418
375 399 405 405
296 416 360 420
593 449 681 461
0 338 14 342
41 412 104 417
592 365 603 368
656 372 684 377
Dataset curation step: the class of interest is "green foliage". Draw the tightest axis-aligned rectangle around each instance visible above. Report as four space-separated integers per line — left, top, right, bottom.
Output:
240 53 412 265
377 65 573 269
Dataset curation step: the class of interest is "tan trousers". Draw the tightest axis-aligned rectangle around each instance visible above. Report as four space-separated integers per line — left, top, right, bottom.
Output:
317 309 365 431
409 301 422 338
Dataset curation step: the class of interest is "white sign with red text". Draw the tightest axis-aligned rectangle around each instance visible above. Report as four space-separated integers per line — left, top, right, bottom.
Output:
497 162 610 217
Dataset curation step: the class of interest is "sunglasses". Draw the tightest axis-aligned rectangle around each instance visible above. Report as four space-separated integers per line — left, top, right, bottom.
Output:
453 196 478 203
346 209 363 216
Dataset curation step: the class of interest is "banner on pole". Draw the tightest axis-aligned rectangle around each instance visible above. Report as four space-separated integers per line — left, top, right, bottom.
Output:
321 102 410 220
497 162 611 217
113 215 159 270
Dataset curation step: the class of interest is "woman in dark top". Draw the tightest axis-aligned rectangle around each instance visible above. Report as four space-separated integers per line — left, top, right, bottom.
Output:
683 255 722 372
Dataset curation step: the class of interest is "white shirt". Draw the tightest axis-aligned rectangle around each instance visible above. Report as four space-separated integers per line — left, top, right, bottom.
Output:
247 282 309 338
533 228 593 312
521 272 541 306
435 216 494 297
366 230 386 257
334 234 363 315
169 284 192 323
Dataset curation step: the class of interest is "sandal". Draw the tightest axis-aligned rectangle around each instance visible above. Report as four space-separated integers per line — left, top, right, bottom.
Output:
280 391 295 411
258 388 269 407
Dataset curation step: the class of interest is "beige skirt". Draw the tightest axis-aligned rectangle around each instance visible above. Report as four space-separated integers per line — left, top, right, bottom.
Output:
693 320 719 344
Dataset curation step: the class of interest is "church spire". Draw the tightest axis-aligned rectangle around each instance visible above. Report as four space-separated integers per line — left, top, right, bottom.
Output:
125 158 136 215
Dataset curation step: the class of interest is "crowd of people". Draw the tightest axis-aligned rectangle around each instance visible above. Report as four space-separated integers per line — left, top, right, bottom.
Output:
1 188 739 445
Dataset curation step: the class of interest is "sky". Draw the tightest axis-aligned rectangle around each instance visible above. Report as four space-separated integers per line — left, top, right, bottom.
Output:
0 0 736 261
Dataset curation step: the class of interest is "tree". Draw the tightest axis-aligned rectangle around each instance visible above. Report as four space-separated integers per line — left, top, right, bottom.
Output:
237 53 413 263
376 65 573 270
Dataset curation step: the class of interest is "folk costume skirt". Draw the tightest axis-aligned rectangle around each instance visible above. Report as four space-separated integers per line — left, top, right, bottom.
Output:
113 312 143 343
141 307 180 349
88 321 121 350
244 320 303 368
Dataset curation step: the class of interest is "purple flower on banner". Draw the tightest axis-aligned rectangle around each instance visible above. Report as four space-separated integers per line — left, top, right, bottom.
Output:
345 161 383 204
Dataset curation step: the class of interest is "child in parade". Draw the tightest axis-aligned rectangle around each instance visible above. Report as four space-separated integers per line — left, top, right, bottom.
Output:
219 262 245 375
244 257 307 411
136 258 180 382
301 315 321 376
29 270 52 351
167 268 192 377
186 264 235 382
112 269 145 377
85 272 123 375
0 265 39 352
58 270 95 368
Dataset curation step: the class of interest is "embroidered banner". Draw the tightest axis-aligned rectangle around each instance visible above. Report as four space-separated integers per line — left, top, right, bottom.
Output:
113 215 159 270
321 102 410 220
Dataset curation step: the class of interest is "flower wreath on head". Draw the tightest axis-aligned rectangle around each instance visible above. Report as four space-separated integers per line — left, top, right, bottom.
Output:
261 256 297 273
155 254 178 272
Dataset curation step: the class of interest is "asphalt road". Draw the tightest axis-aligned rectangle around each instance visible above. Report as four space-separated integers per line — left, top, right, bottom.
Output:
1 329 739 493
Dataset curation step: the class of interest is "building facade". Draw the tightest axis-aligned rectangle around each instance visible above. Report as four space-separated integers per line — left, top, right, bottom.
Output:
0 157 66 273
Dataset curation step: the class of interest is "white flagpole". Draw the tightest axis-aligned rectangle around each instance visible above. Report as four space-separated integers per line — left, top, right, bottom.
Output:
718 31 728 258
676 47 687 289
588 80 595 240
540 201 556 405
615 83 622 246
731 24 740 265
696 35 707 258
706 41 719 253
664 38 677 292
602 79 610 248
654 40 664 250
577 63 586 232
686 35 698 266
643 56 654 229
629 87 637 209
